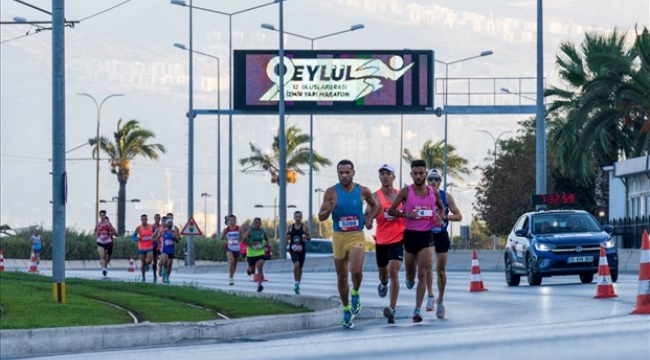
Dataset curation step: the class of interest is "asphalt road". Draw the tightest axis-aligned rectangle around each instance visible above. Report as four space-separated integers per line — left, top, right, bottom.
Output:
29 268 650 360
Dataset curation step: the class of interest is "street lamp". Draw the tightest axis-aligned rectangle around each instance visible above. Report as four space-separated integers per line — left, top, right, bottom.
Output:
435 50 493 192
500 87 536 102
201 192 211 236
78 93 125 226
170 0 282 219
314 188 325 237
476 129 513 169
174 42 222 236
254 198 296 240
260 23 365 236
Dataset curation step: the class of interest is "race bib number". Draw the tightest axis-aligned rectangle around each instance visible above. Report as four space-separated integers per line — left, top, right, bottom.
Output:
252 242 263 250
338 216 360 231
99 232 109 239
414 206 433 220
164 239 174 246
384 210 395 221
226 232 240 250
291 244 303 252
142 235 152 241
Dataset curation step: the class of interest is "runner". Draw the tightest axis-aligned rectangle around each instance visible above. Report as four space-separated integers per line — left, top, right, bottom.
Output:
159 218 180 284
163 213 181 275
287 210 311 294
242 217 269 292
220 214 241 285
94 210 117 277
152 213 162 281
425 168 462 319
29 229 44 265
367 164 405 324
133 214 155 283
388 159 444 323
318 159 379 328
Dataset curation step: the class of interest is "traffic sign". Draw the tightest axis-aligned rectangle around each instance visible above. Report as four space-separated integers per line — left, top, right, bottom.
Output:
181 216 202 236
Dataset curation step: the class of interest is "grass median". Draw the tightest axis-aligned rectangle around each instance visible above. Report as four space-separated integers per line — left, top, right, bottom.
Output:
0 271 310 330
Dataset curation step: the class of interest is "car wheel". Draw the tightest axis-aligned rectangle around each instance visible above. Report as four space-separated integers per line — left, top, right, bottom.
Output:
505 255 520 286
579 273 594 283
610 268 618 283
526 254 542 286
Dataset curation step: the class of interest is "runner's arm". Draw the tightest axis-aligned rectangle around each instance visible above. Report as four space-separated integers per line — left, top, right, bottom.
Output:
445 192 463 222
362 186 379 229
317 187 335 222
387 188 408 218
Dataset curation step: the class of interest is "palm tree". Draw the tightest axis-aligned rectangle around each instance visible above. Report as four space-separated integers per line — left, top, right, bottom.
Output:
89 119 166 234
239 124 332 184
546 28 650 211
402 139 471 182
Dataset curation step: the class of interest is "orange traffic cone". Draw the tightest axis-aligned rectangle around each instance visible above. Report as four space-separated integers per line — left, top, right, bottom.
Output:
127 256 135 272
469 250 487 292
27 251 38 273
594 246 617 299
0 249 5 271
631 230 650 314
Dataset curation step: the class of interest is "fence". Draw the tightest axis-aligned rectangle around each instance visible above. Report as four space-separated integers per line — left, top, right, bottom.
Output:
611 215 650 248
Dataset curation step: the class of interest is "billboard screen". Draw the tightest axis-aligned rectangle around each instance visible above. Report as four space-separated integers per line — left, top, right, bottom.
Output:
233 50 434 114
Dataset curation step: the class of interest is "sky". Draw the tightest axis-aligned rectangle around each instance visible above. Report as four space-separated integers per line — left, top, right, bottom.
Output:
1 0 648 235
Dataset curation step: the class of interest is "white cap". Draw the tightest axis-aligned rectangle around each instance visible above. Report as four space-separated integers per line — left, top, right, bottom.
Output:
427 169 442 177
165 219 173 225
378 163 395 173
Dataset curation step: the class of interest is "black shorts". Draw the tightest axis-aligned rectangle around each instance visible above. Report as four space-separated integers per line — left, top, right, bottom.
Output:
403 229 433 255
247 255 265 267
375 241 404 268
432 231 451 253
162 250 175 259
290 250 306 268
96 242 113 256
227 250 241 259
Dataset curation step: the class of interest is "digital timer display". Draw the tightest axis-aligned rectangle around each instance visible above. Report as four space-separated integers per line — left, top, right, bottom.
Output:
532 193 577 206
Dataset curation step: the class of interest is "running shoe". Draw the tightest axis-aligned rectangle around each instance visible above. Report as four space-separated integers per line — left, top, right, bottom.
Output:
293 283 300 295
153 276 157 284
351 294 362 315
163 276 170 284
405 278 415 290
145 264 150 272
141 276 146 283
102 269 107 277
383 306 395 324
436 302 446 319
412 308 423 323
377 282 388 298
161 268 167 279
257 284 264 293
341 310 354 328
229 278 234 286
425 296 435 312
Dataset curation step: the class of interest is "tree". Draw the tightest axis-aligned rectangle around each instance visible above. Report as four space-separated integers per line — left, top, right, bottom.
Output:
402 139 471 182
89 119 166 235
239 124 332 184
546 28 650 212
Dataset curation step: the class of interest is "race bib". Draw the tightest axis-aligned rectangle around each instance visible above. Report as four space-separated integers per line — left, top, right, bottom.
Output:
338 216 360 231
142 235 152 241
226 232 240 250
414 206 433 220
99 232 109 239
291 244 303 252
384 210 395 221
252 242 263 250
164 239 174 246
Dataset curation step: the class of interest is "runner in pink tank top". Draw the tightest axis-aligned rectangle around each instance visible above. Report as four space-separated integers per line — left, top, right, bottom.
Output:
388 160 444 323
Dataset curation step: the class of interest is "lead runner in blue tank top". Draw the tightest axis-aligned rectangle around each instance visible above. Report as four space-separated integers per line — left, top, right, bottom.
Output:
318 159 380 329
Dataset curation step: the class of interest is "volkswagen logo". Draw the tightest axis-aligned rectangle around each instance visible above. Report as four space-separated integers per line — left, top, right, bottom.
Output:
575 245 583 253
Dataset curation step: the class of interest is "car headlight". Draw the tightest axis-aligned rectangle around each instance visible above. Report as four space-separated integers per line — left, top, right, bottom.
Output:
534 243 553 251
601 239 615 249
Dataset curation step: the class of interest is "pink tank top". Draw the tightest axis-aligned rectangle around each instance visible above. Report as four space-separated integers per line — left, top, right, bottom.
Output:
403 184 437 231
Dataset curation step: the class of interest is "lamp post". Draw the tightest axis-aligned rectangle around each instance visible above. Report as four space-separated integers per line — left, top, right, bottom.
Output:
260 23 365 236
476 129 513 169
435 50 493 192
171 0 281 220
254 198 296 240
500 87 536 102
174 43 222 236
314 188 325 237
201 192 211 235
78 93 125 226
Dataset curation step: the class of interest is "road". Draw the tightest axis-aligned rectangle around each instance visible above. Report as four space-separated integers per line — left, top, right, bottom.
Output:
30 268 650 360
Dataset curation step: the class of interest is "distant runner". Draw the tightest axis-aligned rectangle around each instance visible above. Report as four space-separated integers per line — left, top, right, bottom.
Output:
287 210 311 294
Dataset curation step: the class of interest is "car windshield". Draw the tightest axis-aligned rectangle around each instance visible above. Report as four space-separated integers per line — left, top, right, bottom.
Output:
532 213 602 234
305 240 333 254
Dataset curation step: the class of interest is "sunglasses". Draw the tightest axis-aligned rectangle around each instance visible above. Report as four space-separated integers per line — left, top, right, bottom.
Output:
427 177 442 182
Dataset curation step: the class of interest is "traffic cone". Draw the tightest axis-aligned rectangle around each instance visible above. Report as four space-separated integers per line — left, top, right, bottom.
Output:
127 256 135 272
469 250 487 292
594 246 617 299
27 251 38 273
0 249 5 272
631 230 650 314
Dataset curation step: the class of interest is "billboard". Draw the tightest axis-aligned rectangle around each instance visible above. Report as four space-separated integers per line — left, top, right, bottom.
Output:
233 50 434 114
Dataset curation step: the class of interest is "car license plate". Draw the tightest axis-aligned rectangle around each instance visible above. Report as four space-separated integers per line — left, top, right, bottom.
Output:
567 256 593 263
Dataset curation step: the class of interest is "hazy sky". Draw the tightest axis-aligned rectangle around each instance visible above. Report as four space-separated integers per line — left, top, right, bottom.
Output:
1 0 648 235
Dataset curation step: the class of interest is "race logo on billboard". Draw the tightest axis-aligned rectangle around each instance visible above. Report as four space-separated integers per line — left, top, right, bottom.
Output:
260 55 414 102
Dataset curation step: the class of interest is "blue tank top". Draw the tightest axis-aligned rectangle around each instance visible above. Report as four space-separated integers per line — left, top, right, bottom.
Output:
161 229 176 254
432 190 450 233
332 183 364 232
